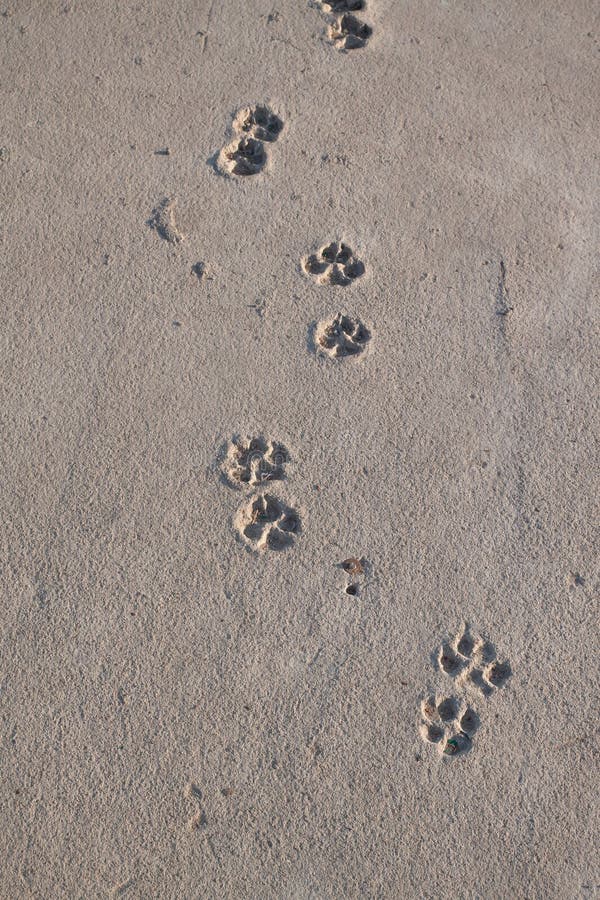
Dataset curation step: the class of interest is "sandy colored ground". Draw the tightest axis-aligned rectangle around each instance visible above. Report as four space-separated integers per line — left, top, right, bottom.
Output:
1 1 598 897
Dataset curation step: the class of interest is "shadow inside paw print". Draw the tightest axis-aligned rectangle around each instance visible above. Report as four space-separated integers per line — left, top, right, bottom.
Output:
328 13 372 50
233 105 283 142
438 625 512 695
218 137 266 176
420 695 479 757
320 0 365 10
315 313 371 359
236 493 301 551
222 437 289 488
303 242 365 286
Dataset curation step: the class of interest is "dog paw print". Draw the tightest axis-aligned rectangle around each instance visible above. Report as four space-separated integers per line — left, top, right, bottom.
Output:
302 242 365 286
222 436 289 489
315 313 371 359
233 105 283 142
217 105 284 177
313 1 372 50
438 625 512 696
419 695 479 757
328 13 372 50
235 493 301 552
218 137 267 177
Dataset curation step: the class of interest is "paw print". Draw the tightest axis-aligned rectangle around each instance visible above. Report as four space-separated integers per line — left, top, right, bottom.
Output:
438 625 512 695
233 105 283 142
315 313 371 359
328 13 372 50
217 105 284 177
303 241 365 286
313 1 372 50
218 136 267 177
419 695 479 757
222 436 289 489
235 493 301 552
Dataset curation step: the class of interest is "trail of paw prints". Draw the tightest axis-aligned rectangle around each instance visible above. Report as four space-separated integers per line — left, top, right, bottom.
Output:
437 624 512 696
235 493 301 552
302 241 365 286
314 313 371 359
420 695 479 758
217 104 284 177
314 1 372 51
222 436 289 489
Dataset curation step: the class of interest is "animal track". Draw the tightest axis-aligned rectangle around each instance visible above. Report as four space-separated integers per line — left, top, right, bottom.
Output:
328 13 372 50
303 241 365 286
437 625 512 696
191 261 209 282
222 436 289 489
418 627 511 758
218 436 298 553
233 105 283 142
218 137 267 176
148 197 183 244
315 313 371 359
314 0 372 49
235 493 301 552
217 105 283 177
419 695 480 757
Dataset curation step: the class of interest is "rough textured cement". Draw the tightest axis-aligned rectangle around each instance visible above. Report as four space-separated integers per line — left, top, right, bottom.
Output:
1 1 598 897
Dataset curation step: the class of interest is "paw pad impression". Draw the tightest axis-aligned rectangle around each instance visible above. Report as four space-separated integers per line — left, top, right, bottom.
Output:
315 1 372 50
233 105 283 142
419 696 479 757
438 625 512 695
315 313 371 359
303 241 365 286
235 493 301 552
222 436 289 488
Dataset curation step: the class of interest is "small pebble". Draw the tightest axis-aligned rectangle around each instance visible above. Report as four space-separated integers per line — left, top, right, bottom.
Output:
341 557 364 575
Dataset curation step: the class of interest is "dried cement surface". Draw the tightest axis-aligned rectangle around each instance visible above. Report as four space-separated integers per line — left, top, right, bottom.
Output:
1 1 598 897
